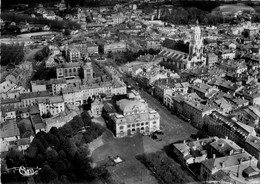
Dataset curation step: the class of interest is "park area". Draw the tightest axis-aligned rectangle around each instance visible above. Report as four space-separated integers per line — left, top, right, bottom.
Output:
92 131 159 184
91 128 196 184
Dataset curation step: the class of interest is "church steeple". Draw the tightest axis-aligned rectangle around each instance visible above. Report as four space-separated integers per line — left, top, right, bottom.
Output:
188 20 204 66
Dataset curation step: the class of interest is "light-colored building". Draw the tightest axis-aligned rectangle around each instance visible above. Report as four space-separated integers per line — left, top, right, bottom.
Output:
31 79 67 95
245 135 260 160
66 47 81 62
62 86 83 105
218 49 236 60
45 111 78 132
56 62 81 79
206 111 257 148
0 119 20 143
104 42 127 53
38 96 65 116
90 97 104 117
173 137 217 166
1 105 16 122
109 93 160 137
200 151 260 184
20 91 50 107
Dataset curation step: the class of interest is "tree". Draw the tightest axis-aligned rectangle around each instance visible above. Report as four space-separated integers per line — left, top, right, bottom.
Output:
59 123 73 137
98 45 104 59
35 154 45 167
55 160 67 177
5 148 24 168
82 123 105 143
69 116 84 134
41 164 58 183
58 150 67 160
61 139 77 158
64 29 71 36
46 148 58 161
60 175 70 184
1 43 24 66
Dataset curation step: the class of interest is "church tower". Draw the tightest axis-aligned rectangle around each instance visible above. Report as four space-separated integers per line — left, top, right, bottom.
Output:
188 20 204 67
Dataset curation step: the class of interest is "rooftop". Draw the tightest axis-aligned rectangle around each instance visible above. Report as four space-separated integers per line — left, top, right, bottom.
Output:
0 119 20 138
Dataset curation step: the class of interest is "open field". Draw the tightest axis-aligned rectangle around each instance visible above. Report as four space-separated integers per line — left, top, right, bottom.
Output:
92 131 159 184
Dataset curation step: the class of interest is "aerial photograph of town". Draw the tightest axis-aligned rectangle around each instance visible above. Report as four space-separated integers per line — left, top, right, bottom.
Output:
0 0 260 183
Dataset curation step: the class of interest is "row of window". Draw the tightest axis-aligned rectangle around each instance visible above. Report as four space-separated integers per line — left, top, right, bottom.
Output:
121 121 157 129
64 68 80 73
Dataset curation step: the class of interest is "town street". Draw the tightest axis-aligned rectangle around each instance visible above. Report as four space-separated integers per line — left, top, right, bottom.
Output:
125 77 198 151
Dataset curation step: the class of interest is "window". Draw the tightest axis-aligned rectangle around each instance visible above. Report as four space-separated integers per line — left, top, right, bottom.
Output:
119 126 124 129
145 122 149 125
136 123 140 126
127 125 130 128
132 124 135 127
141 123 144 126
153 121 156 124
73 68 76 72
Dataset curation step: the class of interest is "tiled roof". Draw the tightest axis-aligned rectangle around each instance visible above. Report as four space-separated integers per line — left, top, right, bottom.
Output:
20 91 49 100
0 119 20 138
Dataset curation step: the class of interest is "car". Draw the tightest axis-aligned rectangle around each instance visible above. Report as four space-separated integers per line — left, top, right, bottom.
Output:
151 134 158 140
154 130 164 135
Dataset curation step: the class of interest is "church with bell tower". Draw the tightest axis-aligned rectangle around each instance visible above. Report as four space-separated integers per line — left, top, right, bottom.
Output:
159 20 206 71
187 20 205 69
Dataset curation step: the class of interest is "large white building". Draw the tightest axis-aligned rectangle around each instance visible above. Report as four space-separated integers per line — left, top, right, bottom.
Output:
109 93 160 137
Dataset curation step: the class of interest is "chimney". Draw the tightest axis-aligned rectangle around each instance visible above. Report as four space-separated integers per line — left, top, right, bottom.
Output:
183 140 186 144
225 136 228 140
229 150 234 155
241 148 245 153
213 154 216 159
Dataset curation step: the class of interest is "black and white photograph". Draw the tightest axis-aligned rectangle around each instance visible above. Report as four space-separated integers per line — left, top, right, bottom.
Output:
1 0 260 183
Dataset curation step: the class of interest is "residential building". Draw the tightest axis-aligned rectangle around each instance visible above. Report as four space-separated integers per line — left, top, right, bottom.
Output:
245 135 260 160
218 49 236 60
56 62 81 79
1 105 16 122
206 53 218 66
206 111 257 148
189 82 219 99
38 96 65 116
66 47 81 62
173 137 217 166
62 86 83 105
90 96 104 117
0 119 20 143
20 91 50 107
200 151 260 184
31 79 67 95
45 111 78 132
104 42 127 53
